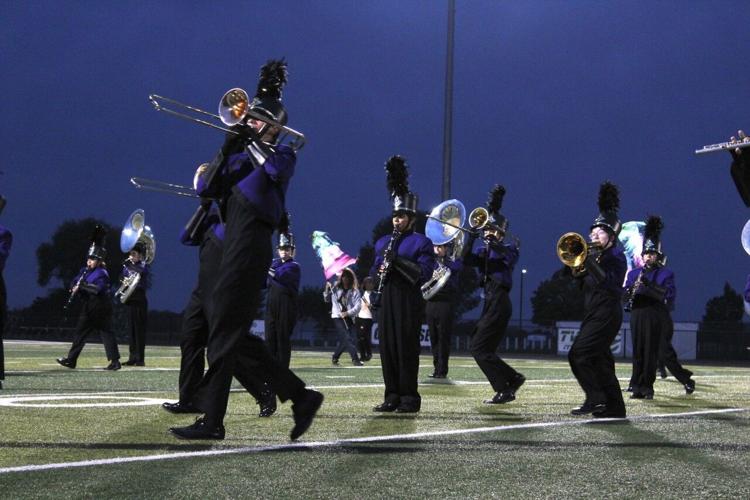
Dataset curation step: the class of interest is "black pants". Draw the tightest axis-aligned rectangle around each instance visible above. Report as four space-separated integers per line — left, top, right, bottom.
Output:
426 300 453 377
628 306 662 393
568 296 624 411
470 283 519 393
657 313 692 384
333 317 359 362
0 274 5 381
265 286 297 368
193 196 305 426
177 237 266 405
126 292 148 363
355 317 373 361
378 275 422 407
67 298 120 362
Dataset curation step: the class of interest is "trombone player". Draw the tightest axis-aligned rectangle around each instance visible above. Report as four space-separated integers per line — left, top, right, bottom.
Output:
561 182 627 418
169 59 323 441
463 185 525 405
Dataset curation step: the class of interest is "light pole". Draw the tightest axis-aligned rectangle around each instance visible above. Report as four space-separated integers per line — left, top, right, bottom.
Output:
519 268 527 332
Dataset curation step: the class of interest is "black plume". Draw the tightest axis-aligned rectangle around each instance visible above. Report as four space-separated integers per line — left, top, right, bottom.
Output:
278 211 291 234
486 184 506 215
385 155 410 198
597 181 620 213
256 59 288 100
90 224 106 246
644 215 663 241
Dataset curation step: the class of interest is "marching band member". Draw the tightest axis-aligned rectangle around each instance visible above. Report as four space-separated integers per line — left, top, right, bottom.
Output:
121 243 149 366
568 182 627 418
265 215 301 369
463 185 524 404
57 234 121 371
162 198 276 418
0 197 11 389
623 216 675 399
169 59 322 441
370 156 435 413
355 276 375 362
323 268 363 366
425 242 462 379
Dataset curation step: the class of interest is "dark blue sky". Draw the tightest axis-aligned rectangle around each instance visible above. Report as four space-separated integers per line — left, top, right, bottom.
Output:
2 1 749 321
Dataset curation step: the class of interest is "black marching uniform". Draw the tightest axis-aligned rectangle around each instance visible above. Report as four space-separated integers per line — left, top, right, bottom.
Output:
264 233 300 369
370 156 435 413
170 60 322 441
425 254 461 378
121 254 149 365
57 245 121 370
0 222 12 388
163 203 273 417
463 185 524 403
568 182 626 418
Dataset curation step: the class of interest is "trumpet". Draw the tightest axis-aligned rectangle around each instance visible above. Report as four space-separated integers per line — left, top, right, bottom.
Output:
556 232 601 272
149 90 306 152
695 139 750 155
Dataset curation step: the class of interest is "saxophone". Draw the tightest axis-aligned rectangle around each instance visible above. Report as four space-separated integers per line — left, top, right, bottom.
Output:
370 229 401 309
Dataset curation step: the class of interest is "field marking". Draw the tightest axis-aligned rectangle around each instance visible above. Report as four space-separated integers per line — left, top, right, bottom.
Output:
0 395 166 408
0 407 744 475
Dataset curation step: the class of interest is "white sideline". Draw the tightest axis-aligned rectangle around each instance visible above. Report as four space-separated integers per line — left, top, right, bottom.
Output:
0 408 745 475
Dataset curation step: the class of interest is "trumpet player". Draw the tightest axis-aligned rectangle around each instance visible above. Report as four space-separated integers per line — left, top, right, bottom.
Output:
370 156 435 413
426 242 462 379
567 182 627 418
623 216 691 399
121 243 149 366
170 59 322 441
463 185 524 405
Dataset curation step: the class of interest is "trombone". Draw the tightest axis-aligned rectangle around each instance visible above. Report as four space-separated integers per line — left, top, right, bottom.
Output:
130 163 209 199
149 89 306 152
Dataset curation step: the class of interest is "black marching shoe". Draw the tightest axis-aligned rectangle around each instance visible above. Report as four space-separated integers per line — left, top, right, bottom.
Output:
258 390 277 418
508 373 526 394
331 356 339 366
684 378 696 394
170 417 225 440
56 357 76 369
592 405 626 419
484 391 515 404
373 401 398 412
105 360 122 371
630 390 654 400
290 389 324 440
624 386 633 392
162 401 201 414
395 403 420 413
658 367 668 379
352 358 364 366
123 359 137 366
571 402 603 416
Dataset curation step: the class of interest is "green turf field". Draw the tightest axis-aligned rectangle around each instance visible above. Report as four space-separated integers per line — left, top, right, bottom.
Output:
0 340 748 499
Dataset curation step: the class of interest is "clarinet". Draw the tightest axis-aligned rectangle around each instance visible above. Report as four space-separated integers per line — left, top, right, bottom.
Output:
63 268 90 311
370 229 401 309
624 265 649 312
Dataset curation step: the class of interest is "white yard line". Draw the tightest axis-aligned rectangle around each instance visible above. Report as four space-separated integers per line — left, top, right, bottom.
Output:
0 407 744 475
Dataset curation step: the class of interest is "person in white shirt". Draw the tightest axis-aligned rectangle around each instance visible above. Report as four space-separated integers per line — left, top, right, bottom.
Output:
323 268 363 366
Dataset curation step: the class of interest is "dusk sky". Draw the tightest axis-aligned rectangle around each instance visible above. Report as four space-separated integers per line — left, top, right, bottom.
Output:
2 1 749 322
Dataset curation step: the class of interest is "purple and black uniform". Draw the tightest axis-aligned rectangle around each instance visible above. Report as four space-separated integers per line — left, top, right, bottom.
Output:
0 225 12 382
121 259 149 364
425 256 463 378
64 265 120 364
568 245 627 412
371 229 435 410
192 142 307 428
463 237 522 393
625 265 692 390
265 257 301 368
